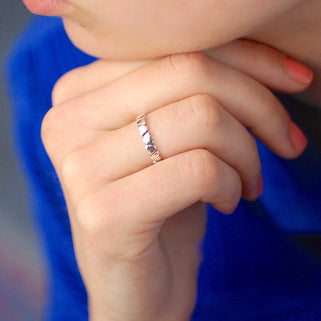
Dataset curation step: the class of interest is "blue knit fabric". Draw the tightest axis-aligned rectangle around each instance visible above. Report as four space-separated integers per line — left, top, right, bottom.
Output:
5 16 321 321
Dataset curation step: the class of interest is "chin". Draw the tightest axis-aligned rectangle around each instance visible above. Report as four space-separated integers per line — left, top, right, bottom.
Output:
64 18 160 60
62 17 213 61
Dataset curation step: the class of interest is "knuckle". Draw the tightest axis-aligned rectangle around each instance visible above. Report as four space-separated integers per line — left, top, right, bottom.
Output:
60 149 85 185
76 192 114 241
76 191 129 257
51 70 76 105
40 107 61 150
40 111 52 147
167 52 210 77
181 149 218 193
76 194 103 241
183 94 222 130
41 102 77 158
182 150 242 214
51 75 68 106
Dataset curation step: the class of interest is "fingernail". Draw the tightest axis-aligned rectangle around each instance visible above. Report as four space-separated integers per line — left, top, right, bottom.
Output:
289 122 308 153
257 174 264 198
284 57 313 84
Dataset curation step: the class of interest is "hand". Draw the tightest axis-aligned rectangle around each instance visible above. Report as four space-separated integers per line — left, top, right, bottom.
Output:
42 40 311 321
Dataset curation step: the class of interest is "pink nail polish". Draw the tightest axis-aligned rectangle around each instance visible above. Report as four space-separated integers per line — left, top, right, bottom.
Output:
289 122 308 153
284 58 314 84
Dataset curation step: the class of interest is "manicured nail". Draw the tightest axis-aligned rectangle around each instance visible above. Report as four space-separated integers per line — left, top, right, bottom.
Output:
289 122 308 153
284 57 313 84
257 174 264 198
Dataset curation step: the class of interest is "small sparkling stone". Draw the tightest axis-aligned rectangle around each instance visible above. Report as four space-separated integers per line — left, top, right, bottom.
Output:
145 145 156 154
143 132 153 145
138 125 148 136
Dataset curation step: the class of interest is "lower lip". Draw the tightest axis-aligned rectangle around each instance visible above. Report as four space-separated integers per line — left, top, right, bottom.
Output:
22 0 68 16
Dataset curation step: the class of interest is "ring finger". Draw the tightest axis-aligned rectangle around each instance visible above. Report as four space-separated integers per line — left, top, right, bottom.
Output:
63 94 261 204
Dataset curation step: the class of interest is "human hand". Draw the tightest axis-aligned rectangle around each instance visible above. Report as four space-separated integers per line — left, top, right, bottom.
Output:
42 40 311 321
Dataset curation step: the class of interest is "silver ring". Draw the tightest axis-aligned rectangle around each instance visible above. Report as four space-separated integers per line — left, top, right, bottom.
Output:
136 114 162 164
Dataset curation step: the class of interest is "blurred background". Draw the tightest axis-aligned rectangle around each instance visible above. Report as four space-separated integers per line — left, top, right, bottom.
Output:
0 1 46 320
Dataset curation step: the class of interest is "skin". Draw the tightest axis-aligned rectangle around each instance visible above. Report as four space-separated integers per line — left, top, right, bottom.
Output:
60 0 303 59
25 0 321 106
44 50 309 321
66 0 320 107
22 0 320 320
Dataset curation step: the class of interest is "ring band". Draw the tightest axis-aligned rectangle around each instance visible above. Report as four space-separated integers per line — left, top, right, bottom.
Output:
136 114 162 164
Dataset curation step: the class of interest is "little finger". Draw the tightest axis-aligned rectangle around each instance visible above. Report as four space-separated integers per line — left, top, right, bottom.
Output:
76 149 242 256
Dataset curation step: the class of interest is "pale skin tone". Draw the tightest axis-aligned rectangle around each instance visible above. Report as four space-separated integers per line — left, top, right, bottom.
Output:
23 0 321 320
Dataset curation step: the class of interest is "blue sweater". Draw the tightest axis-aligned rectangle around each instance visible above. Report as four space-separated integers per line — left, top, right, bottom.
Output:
5 16 321 321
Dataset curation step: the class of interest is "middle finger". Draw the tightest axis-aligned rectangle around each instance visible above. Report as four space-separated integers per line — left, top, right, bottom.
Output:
55 52 301 159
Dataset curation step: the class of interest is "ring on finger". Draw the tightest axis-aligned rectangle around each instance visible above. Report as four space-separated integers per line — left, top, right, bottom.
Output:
136 114 162 164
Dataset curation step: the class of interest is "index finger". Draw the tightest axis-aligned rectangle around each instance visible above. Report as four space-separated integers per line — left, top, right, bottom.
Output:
52 39 312 105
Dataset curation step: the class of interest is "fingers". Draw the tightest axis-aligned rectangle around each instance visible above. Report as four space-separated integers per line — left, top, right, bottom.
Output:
52 59 152 105
44 45 310 222
76 150 242 247
203 39 313 92
63 94 261 204
51 52 306 160
52 39 313 106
